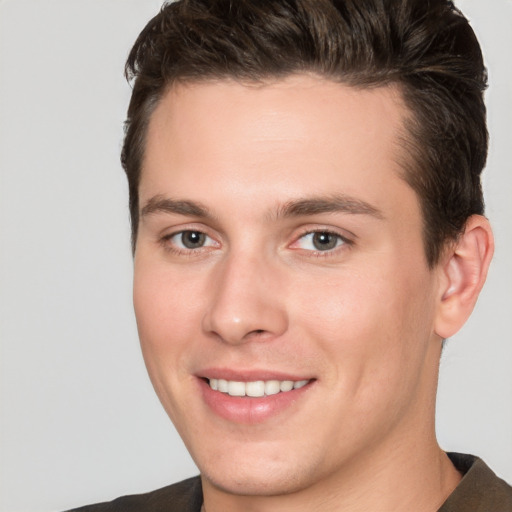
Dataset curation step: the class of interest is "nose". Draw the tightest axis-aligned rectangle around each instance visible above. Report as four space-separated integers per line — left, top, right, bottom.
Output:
201 252 288 345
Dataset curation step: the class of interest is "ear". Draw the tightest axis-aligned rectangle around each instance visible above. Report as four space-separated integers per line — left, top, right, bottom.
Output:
434 215 494 339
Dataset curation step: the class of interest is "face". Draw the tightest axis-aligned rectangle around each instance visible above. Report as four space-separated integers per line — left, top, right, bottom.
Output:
134 75 444 497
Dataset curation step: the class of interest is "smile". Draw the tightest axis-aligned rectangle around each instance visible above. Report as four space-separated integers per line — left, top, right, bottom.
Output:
208 378 310 397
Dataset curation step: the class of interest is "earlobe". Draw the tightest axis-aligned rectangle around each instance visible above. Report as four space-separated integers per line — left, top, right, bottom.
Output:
434 215 494 339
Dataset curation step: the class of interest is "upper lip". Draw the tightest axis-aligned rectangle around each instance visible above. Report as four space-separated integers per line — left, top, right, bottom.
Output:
198 368 313 382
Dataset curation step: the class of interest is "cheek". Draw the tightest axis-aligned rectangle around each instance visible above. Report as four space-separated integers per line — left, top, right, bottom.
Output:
134 262 199 344
132 263 206 425
292 264 436 391
292 269 399 347
132 261 204 393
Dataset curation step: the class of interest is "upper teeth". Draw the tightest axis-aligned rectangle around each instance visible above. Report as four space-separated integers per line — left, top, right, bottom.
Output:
208 379 309 397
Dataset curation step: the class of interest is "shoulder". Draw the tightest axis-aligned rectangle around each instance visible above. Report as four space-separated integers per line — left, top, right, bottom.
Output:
440 453 512 512
63 476 203 512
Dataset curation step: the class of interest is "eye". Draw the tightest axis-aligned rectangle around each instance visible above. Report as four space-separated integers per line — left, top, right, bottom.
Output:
295 231 346 252
166 230 217 250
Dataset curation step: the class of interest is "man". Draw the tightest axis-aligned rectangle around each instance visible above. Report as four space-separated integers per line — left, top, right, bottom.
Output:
69 0 512 510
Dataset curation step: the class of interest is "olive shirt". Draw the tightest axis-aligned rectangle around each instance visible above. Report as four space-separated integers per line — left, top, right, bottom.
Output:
65 453 512 512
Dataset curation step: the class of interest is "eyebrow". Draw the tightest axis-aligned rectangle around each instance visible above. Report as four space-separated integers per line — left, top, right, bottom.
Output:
274 195 384 220
140 194 384 222
140 195 214 219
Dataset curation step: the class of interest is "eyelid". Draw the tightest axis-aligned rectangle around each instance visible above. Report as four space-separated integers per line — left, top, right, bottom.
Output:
170 231 217 249
159 225 221 254
289 226 354 254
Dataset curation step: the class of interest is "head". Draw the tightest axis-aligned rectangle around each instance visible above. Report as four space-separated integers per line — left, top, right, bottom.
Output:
123 0 493 505
122 0 488 266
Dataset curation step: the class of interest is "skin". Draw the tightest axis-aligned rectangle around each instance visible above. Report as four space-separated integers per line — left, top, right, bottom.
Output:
133 75 493 511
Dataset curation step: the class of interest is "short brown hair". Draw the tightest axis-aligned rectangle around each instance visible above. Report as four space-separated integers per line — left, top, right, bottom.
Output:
122 0 488 266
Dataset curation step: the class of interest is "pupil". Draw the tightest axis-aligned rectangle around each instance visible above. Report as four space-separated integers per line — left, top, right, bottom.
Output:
313 232 337 250
182 231 205 249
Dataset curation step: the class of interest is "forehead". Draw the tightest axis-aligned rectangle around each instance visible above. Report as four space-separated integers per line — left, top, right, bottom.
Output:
141 75 415 218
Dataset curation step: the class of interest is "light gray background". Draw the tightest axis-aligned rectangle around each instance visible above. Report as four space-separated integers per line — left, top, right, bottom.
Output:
0 1 511 511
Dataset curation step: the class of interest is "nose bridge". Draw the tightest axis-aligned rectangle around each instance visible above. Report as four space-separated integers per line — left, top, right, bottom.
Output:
202 247 288 344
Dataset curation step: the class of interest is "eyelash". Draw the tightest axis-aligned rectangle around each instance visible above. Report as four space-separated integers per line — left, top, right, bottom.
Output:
159 230 218 257
159 228 353 258
292 229 353 258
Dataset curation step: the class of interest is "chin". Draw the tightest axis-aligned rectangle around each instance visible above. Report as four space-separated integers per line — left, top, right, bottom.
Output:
200 466 307 497
195 446 324 498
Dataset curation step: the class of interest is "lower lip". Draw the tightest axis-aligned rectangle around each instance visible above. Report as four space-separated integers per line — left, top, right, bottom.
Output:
198 379 313 424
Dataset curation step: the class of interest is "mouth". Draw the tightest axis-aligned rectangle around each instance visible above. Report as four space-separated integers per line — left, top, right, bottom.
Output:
207 378 310 397
198 373 315 423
